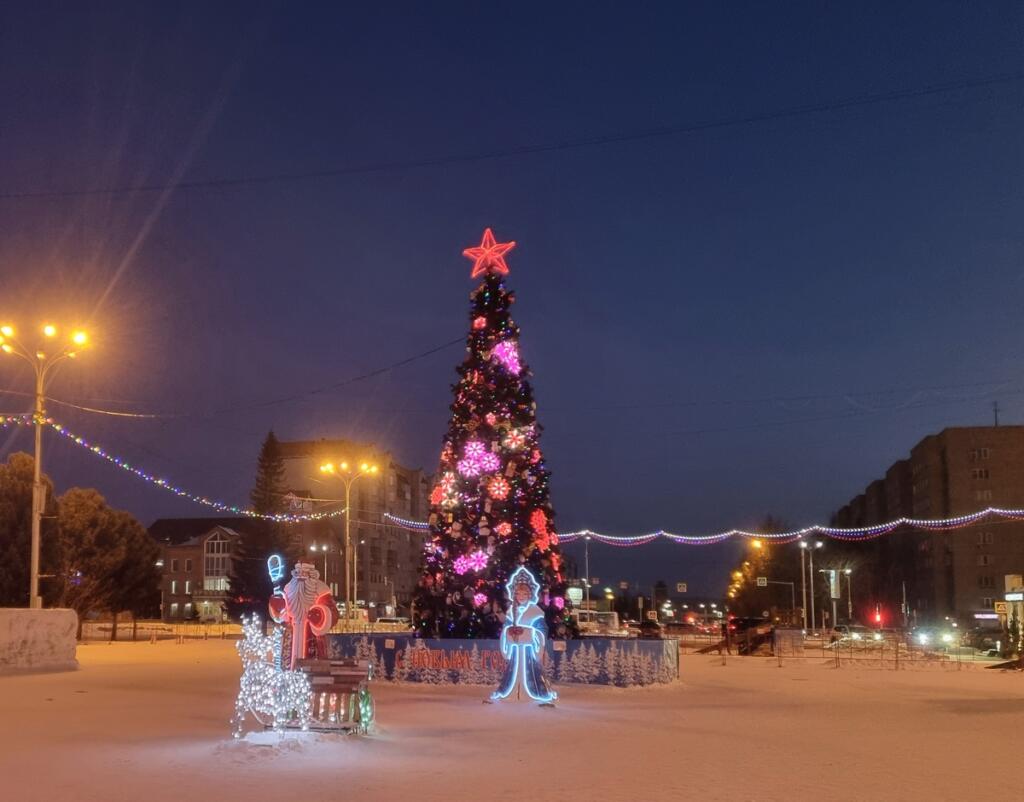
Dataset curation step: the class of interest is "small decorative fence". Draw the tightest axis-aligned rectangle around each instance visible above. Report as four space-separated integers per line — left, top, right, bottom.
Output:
325 634 679 687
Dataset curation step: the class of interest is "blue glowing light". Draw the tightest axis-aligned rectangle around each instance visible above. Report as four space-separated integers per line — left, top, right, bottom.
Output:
267 554 285 583
490 566 558 705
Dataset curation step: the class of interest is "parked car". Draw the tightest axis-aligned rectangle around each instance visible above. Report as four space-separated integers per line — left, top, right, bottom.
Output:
571 610 629 637
832 624 880 643
637 619 664 639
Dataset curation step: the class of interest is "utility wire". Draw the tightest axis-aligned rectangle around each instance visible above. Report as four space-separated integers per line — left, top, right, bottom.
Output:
0 72 1019 201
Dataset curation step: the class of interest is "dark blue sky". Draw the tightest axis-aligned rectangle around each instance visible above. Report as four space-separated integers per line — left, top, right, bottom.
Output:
1 2 1021 594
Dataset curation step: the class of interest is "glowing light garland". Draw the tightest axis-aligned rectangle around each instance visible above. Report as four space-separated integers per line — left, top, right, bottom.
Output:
10 415 1021 543
384 508 1024 546
0 417 347 523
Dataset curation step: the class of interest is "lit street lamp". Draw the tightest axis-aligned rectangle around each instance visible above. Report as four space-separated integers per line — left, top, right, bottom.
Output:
844 568 853 621
318 460 379 621
799 540 823 633
583 534 592 611
309 543 328 583
0 323 89 608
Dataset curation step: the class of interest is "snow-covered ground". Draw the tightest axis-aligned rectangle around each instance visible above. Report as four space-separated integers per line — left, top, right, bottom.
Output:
1 640 1022 802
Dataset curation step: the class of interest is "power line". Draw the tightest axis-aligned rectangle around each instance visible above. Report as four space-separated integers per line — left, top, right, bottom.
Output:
1 72 1019 201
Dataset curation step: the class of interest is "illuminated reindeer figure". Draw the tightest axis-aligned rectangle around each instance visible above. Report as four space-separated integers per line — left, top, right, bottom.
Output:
231 616 312 738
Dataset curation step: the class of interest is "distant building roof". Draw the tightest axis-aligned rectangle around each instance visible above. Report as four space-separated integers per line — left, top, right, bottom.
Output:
148 517 253 546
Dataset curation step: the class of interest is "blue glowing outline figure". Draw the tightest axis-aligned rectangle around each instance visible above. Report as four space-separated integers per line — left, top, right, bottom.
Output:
490 566 558 704
267 554 285 585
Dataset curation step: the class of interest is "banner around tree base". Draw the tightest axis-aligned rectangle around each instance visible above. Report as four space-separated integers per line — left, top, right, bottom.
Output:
326 634 679 687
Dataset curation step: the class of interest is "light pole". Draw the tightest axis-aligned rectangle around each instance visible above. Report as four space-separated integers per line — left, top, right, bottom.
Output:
806 540 823 634
844 568 853 621
309 543 328 583
353 538 365 612
584 534 591 611
798 541 808 630
0 323 89 609
318 460 379 621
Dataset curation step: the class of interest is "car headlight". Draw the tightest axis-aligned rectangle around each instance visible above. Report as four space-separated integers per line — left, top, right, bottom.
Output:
873 632 882 641
851 633 861 640
918 634 929 645
941 633 953 644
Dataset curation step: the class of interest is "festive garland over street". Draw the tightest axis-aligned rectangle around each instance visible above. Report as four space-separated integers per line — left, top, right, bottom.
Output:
0 416 346 523
5 414 1023 539
385 508 1024 546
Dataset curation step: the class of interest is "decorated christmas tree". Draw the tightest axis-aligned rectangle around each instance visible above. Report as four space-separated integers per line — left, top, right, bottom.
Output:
413 229 572 639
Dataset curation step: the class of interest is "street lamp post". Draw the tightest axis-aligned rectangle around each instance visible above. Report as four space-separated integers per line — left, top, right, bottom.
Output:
798 542 808 630
0 323 88 609
309 543 328 583
353 538 365 613
318 460 379 621
807 541 823 634
584 534 591 611
844 568 853 621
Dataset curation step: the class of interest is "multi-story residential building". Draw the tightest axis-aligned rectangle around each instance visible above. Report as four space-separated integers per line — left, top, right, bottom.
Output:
278 438 431 614
148 440 431 620
149 517 249 622
833 426 1024 625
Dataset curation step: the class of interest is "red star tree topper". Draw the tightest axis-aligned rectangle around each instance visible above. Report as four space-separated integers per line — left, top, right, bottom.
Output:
412 230 571 639
462 227 516 278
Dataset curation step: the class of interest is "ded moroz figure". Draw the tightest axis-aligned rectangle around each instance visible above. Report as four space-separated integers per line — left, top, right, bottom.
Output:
490 566 558 705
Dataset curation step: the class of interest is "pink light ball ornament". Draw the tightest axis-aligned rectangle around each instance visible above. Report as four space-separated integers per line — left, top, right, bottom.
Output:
552 597 565 610
491 340 522 375
473 593 488 607
473 316 488 330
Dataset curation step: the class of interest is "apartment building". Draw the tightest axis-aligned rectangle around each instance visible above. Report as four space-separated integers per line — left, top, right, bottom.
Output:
834 426 1024 624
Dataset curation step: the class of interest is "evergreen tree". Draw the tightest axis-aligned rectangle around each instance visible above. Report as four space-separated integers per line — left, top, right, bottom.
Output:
226 431 293 622
412 229 571 639
0 453 59 607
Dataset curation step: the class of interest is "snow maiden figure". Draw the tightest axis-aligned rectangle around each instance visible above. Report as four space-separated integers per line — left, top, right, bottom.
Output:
490 566 558 704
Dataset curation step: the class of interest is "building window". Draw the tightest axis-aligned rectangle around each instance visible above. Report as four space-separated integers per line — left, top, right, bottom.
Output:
171 559 179 572
978 531 994 545
185 559 192 572
184 602 192 618
970 448 991 461
975 489 993 502
971 468 990 480
982 597 994 609
978 575 995 588
204 531 231 591
170 602 179 617
170 580 178 594
184 580 192 595
977 555 992 566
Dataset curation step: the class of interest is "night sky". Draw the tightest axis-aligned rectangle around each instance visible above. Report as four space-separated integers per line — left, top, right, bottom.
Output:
1 2 1021 595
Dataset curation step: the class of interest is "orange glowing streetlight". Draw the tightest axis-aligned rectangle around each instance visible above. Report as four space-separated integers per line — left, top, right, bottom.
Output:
0 322 91 608
318 458 380 620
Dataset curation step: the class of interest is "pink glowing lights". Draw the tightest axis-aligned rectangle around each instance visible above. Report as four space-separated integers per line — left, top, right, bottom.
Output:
454 550 489 575
491 340 521 375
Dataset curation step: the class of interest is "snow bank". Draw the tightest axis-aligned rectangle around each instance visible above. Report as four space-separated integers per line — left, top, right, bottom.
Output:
0 608 78 673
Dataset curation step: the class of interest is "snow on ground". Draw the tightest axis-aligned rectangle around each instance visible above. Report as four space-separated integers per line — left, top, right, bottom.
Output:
1 640 1022 802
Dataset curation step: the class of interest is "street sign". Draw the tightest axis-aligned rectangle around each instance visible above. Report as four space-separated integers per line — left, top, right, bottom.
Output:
645 611 657 621
1005 592 1023 602
567 587 583 604
619 581 629 590
756 577 767 587
828 569 840 599
676 582 687 593
994 601 1009 615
